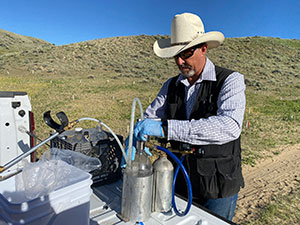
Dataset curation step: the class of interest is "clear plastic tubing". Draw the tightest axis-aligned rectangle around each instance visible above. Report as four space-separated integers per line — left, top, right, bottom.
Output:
127 98 144 167
77 97 144 167
77 117 127 165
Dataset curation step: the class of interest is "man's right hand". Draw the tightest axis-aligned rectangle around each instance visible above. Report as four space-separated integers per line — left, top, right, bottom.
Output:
121 136 152 167
134 119 164 141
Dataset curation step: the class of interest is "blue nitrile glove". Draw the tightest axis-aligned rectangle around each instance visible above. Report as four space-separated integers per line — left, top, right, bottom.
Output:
121 136 152 168
134 119 164 142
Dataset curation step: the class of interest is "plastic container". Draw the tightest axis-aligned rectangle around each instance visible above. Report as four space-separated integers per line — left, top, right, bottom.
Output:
0 163 92 225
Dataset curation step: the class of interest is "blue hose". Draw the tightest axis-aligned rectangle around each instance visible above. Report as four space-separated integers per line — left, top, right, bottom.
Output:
155 145 193 216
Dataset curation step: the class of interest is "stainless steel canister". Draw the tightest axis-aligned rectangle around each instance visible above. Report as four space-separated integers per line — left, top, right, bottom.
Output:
152 155 173 212
121 142 153 222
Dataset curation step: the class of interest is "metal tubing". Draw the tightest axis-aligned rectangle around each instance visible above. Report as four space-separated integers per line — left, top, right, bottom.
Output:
0 132 59 173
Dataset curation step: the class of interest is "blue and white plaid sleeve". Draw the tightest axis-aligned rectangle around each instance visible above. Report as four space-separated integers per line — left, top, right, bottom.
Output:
168 72 246 145
144 72 246 145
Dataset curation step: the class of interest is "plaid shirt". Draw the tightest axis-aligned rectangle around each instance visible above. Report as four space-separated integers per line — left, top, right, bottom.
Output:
144 58 246 145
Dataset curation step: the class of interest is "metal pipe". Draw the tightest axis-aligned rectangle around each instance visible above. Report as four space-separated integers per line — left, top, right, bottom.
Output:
0 168 22 181
0 132 60 173
18 125 50 147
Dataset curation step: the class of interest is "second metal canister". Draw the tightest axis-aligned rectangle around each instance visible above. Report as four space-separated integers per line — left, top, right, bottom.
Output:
152 155 174 212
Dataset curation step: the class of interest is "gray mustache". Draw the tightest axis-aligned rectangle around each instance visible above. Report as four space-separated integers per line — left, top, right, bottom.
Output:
179 65 192 69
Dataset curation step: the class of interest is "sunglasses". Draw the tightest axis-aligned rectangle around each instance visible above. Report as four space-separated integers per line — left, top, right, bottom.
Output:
174 43 205 60
175 47 198 60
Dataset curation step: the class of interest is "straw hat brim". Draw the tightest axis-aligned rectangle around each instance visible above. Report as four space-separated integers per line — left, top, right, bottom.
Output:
153 31 224 58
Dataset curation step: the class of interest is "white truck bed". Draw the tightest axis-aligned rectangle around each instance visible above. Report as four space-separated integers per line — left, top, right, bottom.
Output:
0 92 236 225
89 179 234 225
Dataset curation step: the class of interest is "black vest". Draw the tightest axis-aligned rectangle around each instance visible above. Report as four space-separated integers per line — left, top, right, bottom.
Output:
166 66 244 199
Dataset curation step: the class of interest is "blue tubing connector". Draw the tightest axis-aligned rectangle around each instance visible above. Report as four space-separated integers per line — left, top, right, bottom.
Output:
155 145 192 216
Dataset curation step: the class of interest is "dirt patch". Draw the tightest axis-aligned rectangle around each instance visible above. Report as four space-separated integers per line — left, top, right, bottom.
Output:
233 144 300 224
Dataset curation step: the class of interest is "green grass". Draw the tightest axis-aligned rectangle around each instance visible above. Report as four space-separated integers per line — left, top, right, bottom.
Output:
272 38 300 49
2 71 300 165
0 72 162 141
241 188 300 225
2 36 300 162
240 89 300 165
1 34 300 224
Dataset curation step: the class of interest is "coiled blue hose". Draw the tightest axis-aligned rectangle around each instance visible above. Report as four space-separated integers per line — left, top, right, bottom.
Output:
155 145 192 216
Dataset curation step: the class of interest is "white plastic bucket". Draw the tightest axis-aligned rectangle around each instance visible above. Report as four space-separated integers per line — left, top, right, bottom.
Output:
0 163 92 225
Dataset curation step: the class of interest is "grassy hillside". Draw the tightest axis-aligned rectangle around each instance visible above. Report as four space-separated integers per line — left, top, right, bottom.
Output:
1 30 300 165
0 29 300 224
0 29 51 53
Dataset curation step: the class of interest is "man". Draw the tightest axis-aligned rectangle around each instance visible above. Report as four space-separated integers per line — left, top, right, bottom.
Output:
133 12 245 221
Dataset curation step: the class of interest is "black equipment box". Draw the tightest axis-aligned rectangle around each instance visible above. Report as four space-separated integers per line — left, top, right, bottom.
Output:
50 126 123 186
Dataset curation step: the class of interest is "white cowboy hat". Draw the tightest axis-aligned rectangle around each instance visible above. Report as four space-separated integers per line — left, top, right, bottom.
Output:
153 13 225 58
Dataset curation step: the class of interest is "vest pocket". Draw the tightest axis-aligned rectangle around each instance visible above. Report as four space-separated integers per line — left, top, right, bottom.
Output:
196 158 219 199
196 156 242 199
216 156 242 198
